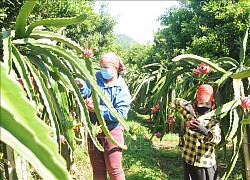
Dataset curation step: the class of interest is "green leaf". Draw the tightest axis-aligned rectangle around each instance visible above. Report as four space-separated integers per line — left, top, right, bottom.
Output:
245 58 250 67
241 119 250 124
30 30 83 54
2 28 12 73
182 83 198 100
233 79 243 100
131 76 154 102
239 28 248 64
142 62 162 69
172 54 226 73
25 14 87 37
27 44 104 151
25 59 61 145
0 63 71 180
151 72 168 94
225 108 240 141
11 45 35 100
215 71 233 87
222 123 245 179
216 57 239 67
230 69 250 79
153 67 189 100
56 86 75 149
15 1 37 38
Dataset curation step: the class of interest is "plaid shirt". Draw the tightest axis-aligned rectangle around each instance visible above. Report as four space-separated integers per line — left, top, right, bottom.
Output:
182 118 221 168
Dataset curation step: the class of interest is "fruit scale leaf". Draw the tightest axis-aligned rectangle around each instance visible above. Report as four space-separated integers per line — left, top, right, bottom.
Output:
174 98 197 119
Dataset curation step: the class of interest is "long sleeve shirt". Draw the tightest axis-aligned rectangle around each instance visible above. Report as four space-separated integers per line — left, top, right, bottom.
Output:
182 118 221 168
80 71 131 130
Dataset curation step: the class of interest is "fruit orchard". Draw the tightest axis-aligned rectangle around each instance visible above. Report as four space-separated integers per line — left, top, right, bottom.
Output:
1 0 250 179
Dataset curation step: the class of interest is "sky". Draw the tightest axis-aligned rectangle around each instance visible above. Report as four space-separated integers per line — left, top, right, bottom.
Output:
94 1 180 44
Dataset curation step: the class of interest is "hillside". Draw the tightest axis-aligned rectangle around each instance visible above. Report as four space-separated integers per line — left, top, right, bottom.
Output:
116 34 139 49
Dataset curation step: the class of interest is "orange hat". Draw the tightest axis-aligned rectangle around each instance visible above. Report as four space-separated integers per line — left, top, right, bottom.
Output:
196 84 214 102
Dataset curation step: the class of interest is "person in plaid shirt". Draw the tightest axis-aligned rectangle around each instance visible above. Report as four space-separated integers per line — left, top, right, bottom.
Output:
182 84 221 180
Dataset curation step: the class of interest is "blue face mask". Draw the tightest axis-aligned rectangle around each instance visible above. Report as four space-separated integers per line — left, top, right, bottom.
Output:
100 68 114 79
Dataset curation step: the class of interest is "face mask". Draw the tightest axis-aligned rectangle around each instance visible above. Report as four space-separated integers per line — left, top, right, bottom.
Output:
100 68 114 79
197 107 211 115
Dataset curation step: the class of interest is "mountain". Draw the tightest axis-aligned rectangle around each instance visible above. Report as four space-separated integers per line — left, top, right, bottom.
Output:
116 34 139 49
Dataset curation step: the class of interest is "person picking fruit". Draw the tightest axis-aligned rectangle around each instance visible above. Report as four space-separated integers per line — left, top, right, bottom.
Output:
182 84 221 180
76 52 131 180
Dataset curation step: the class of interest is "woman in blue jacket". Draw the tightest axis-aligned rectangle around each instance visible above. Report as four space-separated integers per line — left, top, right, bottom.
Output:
76 52 131 180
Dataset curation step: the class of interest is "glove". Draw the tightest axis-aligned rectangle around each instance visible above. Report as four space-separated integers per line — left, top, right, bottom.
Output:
189 121 209 136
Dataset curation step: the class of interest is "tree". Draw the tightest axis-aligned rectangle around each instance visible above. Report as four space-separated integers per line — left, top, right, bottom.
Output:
0 0 24 30
29 0 120 59
154 0 250 61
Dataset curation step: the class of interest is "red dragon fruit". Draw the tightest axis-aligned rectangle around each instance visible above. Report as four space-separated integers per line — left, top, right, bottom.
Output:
240 96 250 109
82 48 93 58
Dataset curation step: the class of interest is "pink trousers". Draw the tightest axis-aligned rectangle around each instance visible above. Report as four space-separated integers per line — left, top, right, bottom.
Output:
87 126 125 180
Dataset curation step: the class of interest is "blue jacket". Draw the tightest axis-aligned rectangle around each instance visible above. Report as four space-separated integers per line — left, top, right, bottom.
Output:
80 71 131 130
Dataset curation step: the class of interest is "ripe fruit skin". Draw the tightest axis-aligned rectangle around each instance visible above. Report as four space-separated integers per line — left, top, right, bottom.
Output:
198 63 211 74
155 132 162 138
71 111 76 118
82 49 93 58
84 97 93 106
187 119 196 128
60 135 66 144
167 117 175 125
193 63 211 75
187 119 201 129
151 104 160 113
240 97 250 109
193 68 201 75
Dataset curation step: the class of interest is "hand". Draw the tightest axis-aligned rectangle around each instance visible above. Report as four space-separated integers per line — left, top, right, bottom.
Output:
87 105 95 112
85 97 95 112
187 119 197 129
75 78 85 88
189 121 209 136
